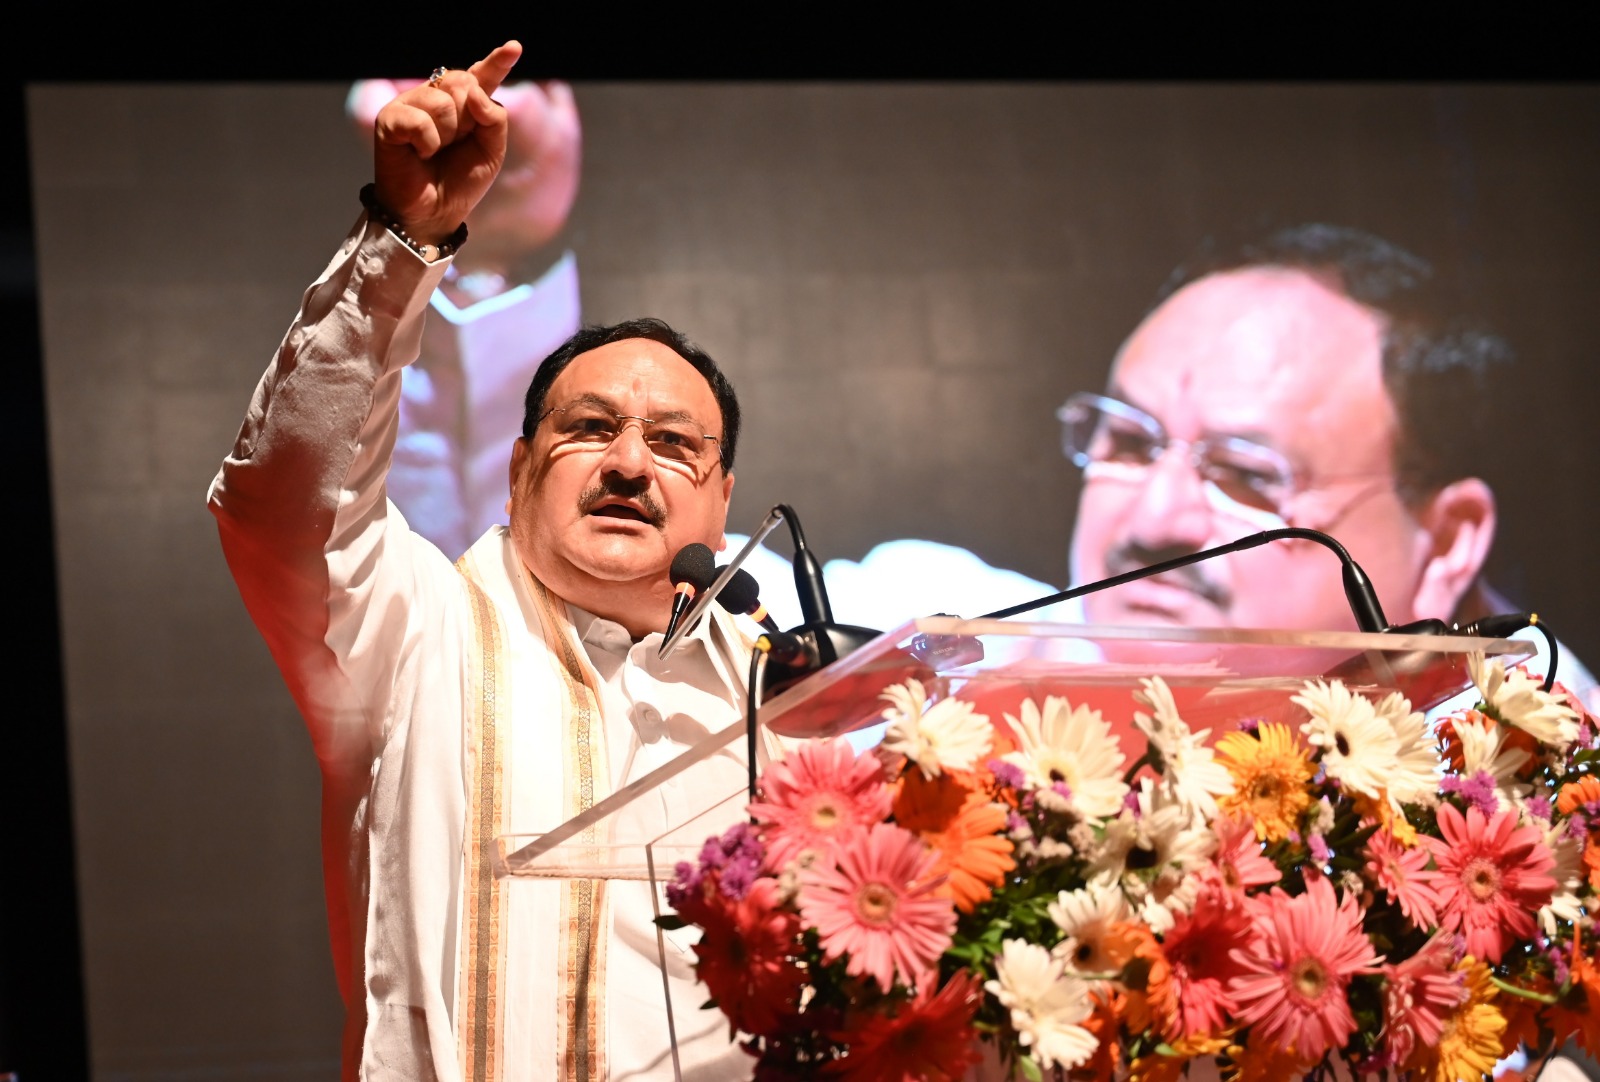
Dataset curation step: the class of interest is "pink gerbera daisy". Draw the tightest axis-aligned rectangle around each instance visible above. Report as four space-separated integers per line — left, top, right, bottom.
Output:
1226 876 1382 1059
1212 814 1281 899
1380 935 1468 1066
1366 826 1444 931
827 970 983 1081
748 737 892 871
799 822 955 992
1428 802 1557 963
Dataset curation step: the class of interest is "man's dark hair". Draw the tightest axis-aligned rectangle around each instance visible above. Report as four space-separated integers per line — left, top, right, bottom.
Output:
1156 223 1513 509
521 317 742 471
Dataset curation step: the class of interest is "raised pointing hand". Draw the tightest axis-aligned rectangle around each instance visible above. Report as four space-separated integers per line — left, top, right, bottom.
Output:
372 41 523 247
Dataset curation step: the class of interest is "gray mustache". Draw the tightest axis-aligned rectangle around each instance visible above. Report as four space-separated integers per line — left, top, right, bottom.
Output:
1102 542 1231 609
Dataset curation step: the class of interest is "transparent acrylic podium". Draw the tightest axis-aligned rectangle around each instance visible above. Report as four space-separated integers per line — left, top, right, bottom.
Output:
492 617 1534 1076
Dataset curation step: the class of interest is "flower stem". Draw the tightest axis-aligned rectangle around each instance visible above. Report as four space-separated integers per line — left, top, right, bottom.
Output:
1488 975 1561 1004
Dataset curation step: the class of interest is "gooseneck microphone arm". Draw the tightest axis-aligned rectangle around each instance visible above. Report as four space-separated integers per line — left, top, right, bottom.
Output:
977 527 1389 632
777 503 834 626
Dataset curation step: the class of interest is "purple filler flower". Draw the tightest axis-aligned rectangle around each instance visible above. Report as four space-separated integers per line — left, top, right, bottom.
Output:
1550 942 1573 986
706 821 764 901
665 861 702 910
989 759 1026 790
669 821 766 906
1439 772 1501 818
1123 789 1142 817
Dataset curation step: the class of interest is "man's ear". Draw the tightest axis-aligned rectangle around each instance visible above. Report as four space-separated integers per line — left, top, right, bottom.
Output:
713 470 735 552
506 437 532 515
1410 477 1496 622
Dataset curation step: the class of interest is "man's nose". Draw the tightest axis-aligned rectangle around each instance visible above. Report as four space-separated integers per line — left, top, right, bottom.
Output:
599 422 655 478
1123 444 1215 549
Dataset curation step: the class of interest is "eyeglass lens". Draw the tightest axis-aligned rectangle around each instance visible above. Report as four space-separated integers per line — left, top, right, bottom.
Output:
545 404 718 465
1059 394 1295 516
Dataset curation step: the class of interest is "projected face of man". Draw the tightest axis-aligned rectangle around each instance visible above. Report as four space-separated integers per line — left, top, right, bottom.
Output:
1069 266 1486 633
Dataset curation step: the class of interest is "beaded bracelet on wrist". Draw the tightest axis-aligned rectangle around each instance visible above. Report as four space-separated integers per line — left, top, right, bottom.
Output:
359 183 468 263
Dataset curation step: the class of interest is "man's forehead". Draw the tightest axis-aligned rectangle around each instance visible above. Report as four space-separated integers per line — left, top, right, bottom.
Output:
1096 266 1405 485
1109 267 1393 443
549 338 718 421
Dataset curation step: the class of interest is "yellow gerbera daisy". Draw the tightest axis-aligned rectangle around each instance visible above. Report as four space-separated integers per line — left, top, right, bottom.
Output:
1350 791 1418 847
1409 957 1507 1082
1215 723 1314 842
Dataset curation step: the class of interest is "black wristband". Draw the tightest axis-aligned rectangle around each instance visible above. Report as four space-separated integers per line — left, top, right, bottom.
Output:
359 184 469 262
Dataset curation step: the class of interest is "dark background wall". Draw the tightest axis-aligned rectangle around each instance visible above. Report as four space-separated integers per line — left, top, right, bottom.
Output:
13 72 1600 1078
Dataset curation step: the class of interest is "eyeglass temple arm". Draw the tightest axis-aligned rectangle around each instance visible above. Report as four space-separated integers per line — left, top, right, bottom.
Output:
977 526 1389 633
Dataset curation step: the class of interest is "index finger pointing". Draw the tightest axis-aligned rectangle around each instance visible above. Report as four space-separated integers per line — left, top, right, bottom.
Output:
467 40 523 97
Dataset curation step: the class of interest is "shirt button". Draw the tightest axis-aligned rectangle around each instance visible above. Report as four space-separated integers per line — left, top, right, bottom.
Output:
634 704 664 739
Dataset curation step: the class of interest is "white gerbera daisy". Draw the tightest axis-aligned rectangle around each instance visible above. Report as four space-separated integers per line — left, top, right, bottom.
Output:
1540 822 1585 937
1293 679 1401 800
1133 676 1234 824
1470 653 1580 750
985 939 1097 1071
1085 781 1213 933
1374 691 1441 810
1048 885 1132 977
878 678 992 779
1455 716 1531 815
1002 696 1128 822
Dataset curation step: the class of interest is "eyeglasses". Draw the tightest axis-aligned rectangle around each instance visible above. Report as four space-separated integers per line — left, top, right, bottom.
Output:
1057 392 1390 529
537 401 722 471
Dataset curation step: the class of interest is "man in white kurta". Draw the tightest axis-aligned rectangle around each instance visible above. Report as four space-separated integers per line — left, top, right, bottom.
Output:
210 44 761 1080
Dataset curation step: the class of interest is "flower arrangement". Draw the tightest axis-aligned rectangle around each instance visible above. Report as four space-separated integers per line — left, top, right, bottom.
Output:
660 655 1600 1081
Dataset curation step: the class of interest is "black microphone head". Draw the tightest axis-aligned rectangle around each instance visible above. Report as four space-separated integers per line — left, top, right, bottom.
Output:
717 567 761 614
670 543 717 589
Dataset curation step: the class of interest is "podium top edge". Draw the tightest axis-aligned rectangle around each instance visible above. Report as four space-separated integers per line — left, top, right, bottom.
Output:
888 615 1538 654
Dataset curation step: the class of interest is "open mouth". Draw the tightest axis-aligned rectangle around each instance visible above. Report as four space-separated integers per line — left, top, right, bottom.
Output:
590 504 651 522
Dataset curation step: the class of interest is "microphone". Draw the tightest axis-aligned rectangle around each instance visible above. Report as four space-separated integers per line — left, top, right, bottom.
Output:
978 526 1391 632
663 543 716 644
715 567 781 633
764 504 882 692
979 528 1559 701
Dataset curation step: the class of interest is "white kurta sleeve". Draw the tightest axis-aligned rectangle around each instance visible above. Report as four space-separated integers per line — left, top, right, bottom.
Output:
207 215 457 771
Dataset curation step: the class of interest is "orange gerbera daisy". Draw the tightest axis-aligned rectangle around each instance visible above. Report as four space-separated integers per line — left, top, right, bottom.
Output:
1215 722 1314 842
1128 1031 1230 1082
1498 979 1549 1054
1074 987 1125 1082
1220 1030 1313 1082
1583 838 1600 893
893 769 1014 912
1564 932 1600 1057
1558 774 1600 816
1111 920 1177 1038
